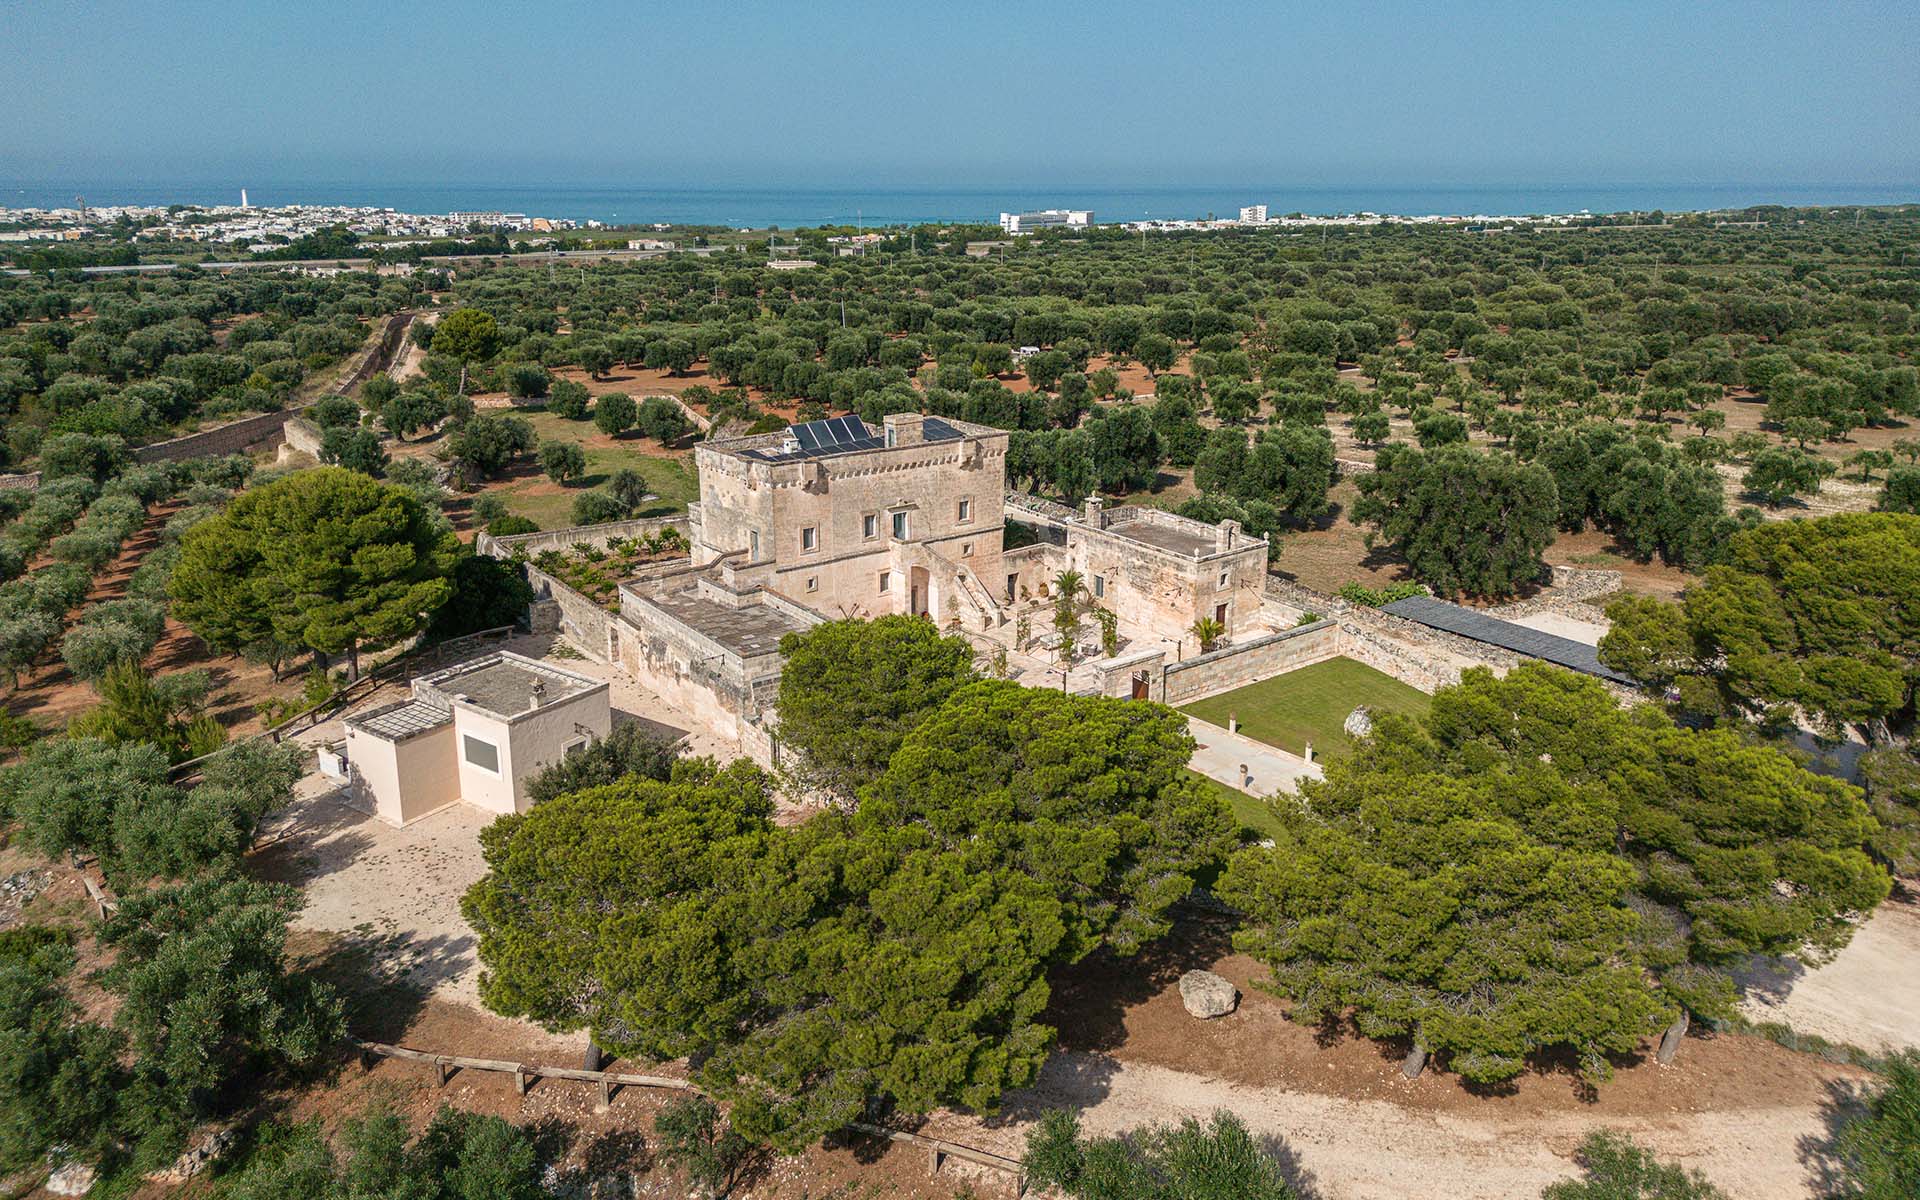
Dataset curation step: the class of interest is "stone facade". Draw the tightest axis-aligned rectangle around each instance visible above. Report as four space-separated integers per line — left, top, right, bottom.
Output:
690 413 1011 631
611 561 822 765
1005 494 1272 657
1162 620 1343 705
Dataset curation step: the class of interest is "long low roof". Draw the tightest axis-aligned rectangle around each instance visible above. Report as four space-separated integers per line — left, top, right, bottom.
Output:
1379 595 1635 685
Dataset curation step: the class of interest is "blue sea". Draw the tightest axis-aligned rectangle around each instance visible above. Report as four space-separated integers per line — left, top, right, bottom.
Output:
2 180 1916 227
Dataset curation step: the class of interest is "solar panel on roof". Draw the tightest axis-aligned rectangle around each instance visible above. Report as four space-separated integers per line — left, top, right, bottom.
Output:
793 422 821 451
831 416 867 442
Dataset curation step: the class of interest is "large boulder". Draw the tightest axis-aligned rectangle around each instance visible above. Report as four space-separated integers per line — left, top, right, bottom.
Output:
1177 969 1239 1019
1343 704 1375 740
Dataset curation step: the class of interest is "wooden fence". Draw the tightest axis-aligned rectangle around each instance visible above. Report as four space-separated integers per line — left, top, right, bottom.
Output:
353 1040 1029 1196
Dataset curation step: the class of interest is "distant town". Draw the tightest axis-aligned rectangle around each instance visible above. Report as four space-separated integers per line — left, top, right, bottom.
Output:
0 195 597 248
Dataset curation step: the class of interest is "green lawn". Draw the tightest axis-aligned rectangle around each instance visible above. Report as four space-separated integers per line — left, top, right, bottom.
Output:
1181 656 1429 760
487 410 699 529
1186 770 1288 841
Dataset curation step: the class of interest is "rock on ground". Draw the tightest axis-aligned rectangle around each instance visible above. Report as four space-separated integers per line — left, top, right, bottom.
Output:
45 1162 96 1196
1177 970 1239 1019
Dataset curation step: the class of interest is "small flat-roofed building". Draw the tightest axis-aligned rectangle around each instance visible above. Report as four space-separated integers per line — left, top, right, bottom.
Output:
341 652 610 826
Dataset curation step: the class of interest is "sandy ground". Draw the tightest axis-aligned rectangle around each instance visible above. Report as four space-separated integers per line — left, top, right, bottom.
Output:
969 1054 1846 1200
1736 892 1920 1056
257 633 741 1006
1508 611 1610 646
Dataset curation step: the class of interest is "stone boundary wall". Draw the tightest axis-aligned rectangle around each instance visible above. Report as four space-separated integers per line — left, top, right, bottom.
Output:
476 514 691 560
1337 619 1483 694
282 417 326 460
0 472 40 492
130 311 413 467
134 407 305 465
1484 565 1624 620
523 563 613 662
1162 620 1343 706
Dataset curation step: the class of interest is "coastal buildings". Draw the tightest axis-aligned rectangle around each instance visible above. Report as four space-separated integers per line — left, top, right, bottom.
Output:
1239 204 1269 223
999 209 1094 234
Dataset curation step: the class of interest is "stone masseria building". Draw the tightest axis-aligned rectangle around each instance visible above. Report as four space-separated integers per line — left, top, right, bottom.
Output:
502 413 1275 767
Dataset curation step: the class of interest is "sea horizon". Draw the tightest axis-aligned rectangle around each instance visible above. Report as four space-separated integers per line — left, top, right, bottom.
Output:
3 179 1916 228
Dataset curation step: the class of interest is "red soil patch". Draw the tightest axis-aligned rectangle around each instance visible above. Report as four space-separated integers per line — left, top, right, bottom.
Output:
4 504 295 741
1049 918 1868 1120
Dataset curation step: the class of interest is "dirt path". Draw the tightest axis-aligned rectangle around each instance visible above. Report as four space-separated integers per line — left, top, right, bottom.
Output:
958 1053 1848 1200
1737 891 1920 1055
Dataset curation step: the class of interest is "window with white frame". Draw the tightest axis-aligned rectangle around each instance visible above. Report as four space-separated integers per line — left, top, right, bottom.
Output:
806 576 819 592
1092 574 1105 598
462 735 500 774
878 571 891 593
801 526 818 552
891 511 909 540
957 498 972 523
1219 570 1230 588
863 513 878 539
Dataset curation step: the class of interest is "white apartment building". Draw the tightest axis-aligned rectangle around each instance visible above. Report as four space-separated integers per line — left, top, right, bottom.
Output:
999 209 1094 235
1239 205 1269 223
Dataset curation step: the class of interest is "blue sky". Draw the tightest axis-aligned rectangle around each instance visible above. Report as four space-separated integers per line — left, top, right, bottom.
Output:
4 0 1916 185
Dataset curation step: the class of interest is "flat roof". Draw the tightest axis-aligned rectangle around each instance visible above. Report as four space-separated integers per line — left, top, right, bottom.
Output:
421 654 600 718
1379 596 1635 685
648 592 810 657
733 415 971 464
350 698 450 740
1115 521 1217 557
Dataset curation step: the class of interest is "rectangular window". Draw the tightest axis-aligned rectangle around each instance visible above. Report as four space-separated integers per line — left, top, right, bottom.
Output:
863 513 878 540
1092 574 1106 598
962 542 974 557
806 576 819 592
564 738 589 759
1218 570 1230 589
749 530 760 560
879 571 891 593
891 511 909 540
462 735 500 774
801 526 818 552
957 498 972 523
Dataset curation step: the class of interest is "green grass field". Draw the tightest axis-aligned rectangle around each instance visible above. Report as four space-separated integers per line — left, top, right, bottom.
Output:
487 410 699 529
1186 769 1288 841
1181 656 1430 760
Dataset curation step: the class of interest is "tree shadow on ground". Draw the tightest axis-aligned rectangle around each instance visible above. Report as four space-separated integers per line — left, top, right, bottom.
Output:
1259 1131 1325 1199
295 922 447 1044
1795 1074 1872 1198
1042 917 1236 1056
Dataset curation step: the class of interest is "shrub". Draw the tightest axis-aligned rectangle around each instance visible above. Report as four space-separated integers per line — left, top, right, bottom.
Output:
570 491 628 525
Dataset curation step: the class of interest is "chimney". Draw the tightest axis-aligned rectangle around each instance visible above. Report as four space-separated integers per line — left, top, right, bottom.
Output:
527 679 547 711
883 412 926 447
1083 495 1105 528
1217 519 1240 551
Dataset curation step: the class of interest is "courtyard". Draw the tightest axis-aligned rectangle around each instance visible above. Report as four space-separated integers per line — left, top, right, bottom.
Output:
1180 655 1431 759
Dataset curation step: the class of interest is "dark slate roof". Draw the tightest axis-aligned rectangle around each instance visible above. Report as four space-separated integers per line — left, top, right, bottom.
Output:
738 415 967 463
1378 595 1635 685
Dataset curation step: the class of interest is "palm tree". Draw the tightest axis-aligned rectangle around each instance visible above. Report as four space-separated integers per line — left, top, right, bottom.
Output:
1051 569 1085 607
1190 615 1225 654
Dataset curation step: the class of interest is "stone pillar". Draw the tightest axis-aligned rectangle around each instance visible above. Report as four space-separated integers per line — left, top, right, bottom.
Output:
1083 495 1106 528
